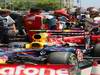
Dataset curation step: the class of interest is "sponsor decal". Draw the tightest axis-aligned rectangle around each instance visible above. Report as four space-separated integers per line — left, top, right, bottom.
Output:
0 55 8 64
0 64 73 75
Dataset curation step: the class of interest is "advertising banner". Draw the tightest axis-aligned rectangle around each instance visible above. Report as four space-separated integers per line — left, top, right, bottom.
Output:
0 64 74 75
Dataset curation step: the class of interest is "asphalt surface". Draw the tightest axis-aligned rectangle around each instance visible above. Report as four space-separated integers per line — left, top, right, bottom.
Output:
81 65 100 75
81 67 92 75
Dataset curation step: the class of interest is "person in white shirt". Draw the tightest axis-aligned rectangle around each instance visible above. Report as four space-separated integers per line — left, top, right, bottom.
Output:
0 9 17 43
1 9 17 33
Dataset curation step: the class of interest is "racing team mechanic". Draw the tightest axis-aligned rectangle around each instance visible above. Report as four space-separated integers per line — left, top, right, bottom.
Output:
23 7 44 31
0 9 17 43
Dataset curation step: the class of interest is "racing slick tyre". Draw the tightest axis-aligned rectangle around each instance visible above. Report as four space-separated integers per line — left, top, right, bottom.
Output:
8 42 28 48
93 43 100 57
48 52 77 65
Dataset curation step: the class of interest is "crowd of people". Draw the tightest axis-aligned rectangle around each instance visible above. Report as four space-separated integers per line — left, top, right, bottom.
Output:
0 6 100 43
24 7 77 30
23 7 100 32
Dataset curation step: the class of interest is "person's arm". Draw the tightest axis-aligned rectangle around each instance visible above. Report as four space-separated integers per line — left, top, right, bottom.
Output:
12 23 17 32
85 18 94 25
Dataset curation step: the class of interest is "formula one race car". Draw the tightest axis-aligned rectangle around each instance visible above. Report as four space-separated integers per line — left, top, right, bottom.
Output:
1 29 100 70
0 46 77 65
0 30 81 65
0 30 85 64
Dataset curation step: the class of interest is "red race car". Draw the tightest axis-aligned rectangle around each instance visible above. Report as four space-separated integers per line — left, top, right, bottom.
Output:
28 29 100 45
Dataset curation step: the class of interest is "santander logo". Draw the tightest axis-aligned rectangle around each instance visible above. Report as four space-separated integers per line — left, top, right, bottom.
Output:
0 65 71 75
